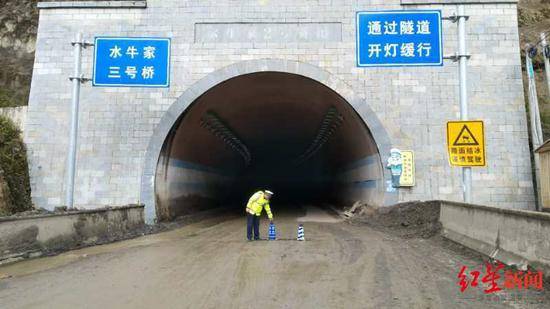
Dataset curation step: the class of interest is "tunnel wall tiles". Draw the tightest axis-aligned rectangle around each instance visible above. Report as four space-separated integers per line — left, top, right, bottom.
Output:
26 0 534 214
155 158 234 220
334 154 383 206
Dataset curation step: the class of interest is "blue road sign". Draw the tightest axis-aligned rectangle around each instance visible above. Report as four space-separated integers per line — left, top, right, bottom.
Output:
93 37 171 87
356 10 443 67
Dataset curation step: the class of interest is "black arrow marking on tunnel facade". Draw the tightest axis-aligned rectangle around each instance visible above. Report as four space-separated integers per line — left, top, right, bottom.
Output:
452 125 479 146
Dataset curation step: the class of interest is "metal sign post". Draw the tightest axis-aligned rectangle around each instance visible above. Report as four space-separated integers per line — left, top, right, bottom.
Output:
525 47 544 148
526 43 544 211
66 33 92 208
541 33 550 96
444 6 472 203
457 5 472 203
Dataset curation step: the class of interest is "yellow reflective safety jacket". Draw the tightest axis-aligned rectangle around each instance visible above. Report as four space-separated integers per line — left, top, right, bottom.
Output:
246 191 273 219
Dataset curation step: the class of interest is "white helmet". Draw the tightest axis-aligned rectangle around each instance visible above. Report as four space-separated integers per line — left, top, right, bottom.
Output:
265 190 274 195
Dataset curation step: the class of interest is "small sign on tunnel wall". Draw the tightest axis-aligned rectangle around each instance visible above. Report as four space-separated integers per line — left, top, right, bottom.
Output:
356 10 443 67
386 149 415 189
399 150 415 186
93 37 171 87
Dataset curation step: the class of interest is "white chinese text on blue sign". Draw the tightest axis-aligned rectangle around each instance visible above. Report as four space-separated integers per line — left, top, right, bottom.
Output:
356 11 442 67
93 37 171 87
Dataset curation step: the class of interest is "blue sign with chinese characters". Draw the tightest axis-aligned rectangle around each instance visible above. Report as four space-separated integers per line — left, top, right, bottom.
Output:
93 37 171 87
356 11 442 67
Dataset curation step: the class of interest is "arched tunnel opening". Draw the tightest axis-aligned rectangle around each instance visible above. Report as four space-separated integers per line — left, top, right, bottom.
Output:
155 72 383 221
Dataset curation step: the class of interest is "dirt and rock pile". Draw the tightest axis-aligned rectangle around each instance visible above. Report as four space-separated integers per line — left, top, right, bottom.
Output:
348 201 442 239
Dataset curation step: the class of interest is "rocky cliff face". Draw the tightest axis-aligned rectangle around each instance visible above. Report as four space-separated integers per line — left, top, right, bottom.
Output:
0 0 37 107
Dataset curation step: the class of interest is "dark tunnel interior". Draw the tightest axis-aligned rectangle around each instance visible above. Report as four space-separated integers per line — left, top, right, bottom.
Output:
155 72 383 221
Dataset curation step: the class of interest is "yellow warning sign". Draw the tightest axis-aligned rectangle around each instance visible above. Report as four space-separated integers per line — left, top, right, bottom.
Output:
447 120 485 167
399 150 415 186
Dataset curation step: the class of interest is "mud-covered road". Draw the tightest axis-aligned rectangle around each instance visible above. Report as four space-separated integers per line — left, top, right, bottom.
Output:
0 206 547 308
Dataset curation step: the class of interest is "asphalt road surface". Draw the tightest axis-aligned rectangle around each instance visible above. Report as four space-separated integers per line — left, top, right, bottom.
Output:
0 206 547 308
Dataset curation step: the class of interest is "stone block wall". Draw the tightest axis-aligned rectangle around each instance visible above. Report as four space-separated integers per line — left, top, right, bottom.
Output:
26 0 533 221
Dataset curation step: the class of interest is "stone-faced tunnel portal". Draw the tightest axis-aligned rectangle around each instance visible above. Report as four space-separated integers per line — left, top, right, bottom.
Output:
154 72 383 221
22 1 537 224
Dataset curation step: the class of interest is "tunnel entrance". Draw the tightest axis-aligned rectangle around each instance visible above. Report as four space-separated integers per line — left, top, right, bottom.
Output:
155 72 383 221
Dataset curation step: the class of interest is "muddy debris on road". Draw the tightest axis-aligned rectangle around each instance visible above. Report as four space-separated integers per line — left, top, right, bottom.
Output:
348 200 442 239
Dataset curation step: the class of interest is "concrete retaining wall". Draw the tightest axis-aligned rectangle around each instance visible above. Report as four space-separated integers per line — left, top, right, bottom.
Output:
0 204 144 264
439 200 550 274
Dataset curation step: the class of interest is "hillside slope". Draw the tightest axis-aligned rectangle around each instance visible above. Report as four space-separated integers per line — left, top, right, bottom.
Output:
0 0 37 107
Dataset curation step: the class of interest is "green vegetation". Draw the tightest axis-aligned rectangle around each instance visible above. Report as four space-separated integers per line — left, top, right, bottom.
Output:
0 88 25 108
0 115 32 214
542 110 550 138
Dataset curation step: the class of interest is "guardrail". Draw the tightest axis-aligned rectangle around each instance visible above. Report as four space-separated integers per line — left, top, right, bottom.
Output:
438 200 550 274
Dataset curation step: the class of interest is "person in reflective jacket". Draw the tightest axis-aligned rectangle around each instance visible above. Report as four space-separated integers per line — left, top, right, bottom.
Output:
245 190 274 241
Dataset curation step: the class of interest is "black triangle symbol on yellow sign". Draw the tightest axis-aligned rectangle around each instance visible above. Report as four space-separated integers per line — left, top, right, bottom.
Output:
453 125 479 146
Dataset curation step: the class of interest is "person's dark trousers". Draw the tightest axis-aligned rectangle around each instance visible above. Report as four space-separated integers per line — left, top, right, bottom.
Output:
247 214 260 240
